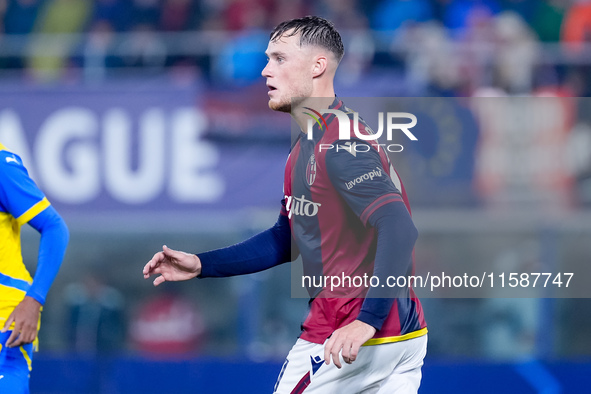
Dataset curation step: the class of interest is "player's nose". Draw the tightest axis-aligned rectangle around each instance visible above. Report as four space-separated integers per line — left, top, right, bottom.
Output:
261 62 272 78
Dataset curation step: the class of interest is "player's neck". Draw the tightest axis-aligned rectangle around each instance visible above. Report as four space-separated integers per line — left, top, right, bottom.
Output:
291 87 336 134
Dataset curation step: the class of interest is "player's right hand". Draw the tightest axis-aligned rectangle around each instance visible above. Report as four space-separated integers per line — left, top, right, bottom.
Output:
143 245 202 286
1 296 41 348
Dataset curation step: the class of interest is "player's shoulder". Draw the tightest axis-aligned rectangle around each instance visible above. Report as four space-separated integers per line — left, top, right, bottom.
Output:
0 147 28 178
323 138 386 182
323 138 382 162
341 102 375 132
0 148 24 168
324 103 379 142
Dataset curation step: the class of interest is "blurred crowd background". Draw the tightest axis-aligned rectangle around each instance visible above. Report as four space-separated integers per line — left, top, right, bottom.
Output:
1 0 591 393
1 0 591 95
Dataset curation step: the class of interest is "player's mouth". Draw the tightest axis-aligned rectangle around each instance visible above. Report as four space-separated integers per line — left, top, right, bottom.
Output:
267 84 277 96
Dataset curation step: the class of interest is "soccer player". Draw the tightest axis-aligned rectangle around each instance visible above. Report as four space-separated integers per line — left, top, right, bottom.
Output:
0 143 69 393
143 16 427 393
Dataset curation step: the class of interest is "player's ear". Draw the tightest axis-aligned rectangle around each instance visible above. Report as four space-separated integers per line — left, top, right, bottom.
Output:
312 55 328 78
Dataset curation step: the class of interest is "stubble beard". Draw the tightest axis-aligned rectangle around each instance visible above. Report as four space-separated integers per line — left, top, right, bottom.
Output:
268 98 291 113
268 78 312 113
268 94 308 114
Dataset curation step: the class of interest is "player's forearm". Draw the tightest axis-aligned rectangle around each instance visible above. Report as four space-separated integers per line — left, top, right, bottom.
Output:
198 214 294 278
358 202 418 330
26 206 69 305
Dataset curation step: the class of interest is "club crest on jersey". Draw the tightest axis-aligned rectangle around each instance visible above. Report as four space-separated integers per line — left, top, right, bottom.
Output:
306 154 317 186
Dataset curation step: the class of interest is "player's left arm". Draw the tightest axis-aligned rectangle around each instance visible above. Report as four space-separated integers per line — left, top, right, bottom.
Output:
0 154 69 347
323 140 418 367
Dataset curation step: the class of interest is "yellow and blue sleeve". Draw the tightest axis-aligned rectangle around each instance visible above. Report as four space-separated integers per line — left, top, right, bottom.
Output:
26 207 69 305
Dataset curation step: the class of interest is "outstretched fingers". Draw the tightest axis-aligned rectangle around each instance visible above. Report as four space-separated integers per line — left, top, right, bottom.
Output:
162 245 182 260
143 245 201 285
143 250 165 278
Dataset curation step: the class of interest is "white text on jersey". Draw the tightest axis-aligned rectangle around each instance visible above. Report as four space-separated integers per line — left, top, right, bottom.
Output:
285 195 321 218
345 167 383 190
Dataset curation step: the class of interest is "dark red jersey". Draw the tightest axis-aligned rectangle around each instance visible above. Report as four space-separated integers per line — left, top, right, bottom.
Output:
282 99 427 345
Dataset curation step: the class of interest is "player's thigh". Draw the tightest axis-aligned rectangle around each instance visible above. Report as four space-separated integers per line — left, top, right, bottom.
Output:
273 338 324 394
273 338 368 394
0 338 33 394
0 371 30 394
273 338 400 394
375 335 428 394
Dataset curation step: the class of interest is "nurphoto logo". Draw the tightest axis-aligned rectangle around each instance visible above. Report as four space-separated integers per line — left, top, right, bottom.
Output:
303 108 418 153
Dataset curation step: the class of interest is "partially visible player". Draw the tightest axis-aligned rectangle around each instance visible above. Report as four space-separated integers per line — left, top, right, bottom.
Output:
0 143 69 394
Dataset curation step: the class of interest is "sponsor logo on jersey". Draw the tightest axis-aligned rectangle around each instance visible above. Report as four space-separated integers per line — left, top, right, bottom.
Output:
345 167 382 190
5 155 19 164
285 194 321 218
306 154 317 186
